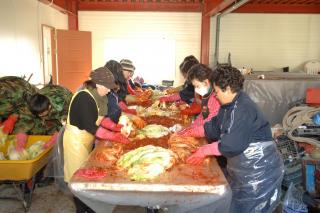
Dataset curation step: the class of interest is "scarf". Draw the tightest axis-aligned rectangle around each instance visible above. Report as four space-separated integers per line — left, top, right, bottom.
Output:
87 87 108 116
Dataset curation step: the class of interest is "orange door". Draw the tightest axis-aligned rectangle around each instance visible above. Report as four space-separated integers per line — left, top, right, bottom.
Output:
56 30 92 92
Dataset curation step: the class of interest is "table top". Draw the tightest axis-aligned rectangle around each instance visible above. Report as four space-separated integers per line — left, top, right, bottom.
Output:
70 154 227 194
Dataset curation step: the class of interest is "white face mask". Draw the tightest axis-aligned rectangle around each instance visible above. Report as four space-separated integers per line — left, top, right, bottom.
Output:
195 86 209 96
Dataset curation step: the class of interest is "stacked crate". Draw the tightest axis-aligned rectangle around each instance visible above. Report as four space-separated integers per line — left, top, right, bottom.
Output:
275 135 303 188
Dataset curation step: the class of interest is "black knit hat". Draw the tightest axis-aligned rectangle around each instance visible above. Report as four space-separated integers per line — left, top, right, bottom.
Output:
89 67 117 89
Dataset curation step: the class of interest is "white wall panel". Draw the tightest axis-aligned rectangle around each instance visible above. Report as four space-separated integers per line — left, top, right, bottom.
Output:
0 0 68 85
209 14 320 72
79 11 201 85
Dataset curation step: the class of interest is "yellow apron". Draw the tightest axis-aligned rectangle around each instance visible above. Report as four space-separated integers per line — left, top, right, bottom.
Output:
63 89 103 182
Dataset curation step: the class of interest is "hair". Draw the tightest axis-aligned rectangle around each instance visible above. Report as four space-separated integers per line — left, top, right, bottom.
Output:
184 55 199 63
83 80 96 89
179 55 199 75
28 94 50 116
213 66 244 92
180 60 200 76
187 64 214 84
105 60 128 100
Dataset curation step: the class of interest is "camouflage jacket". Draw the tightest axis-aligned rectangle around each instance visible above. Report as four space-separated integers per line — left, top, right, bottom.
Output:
39 85 72 123
0 76 38 120
0 77 72 135
14 85 72 135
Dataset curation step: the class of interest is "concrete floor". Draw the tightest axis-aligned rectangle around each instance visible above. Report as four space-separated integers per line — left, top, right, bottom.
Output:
0 182 283 213
0 183 75 213
0 183 148 213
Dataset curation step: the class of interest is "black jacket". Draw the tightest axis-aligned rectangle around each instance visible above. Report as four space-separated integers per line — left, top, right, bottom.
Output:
69 91 98 135
107 91 121 123
204 91 272 158
179 81 194 104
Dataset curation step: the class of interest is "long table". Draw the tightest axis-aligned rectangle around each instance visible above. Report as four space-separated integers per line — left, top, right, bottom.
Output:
69 148 231 213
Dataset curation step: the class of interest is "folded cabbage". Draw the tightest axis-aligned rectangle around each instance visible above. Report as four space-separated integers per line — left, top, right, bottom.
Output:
117 145 176 181
136 124 170 139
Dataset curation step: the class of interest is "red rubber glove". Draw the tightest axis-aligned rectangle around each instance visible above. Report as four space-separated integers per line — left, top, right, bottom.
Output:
1 114 18 134
181 101 201 116
186 142 221 165
16 133 27 152
95 127 130 144
43 132 59 149
119 101 137 115
100 117 123 132
127 81 136 95
177 126 204 138
159 93 181 103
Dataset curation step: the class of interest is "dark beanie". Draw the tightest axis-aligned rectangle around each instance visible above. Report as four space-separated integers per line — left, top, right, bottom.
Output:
89 67 117 89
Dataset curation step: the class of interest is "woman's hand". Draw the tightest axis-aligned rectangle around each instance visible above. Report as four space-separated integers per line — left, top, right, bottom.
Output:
186 142 221 165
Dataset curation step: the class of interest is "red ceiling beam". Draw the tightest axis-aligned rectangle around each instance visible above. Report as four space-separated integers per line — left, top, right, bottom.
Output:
67 0 79 30
200 0 237 64
235 4 320 13
78 1 202 12
203 0 236 16
200 14 210 65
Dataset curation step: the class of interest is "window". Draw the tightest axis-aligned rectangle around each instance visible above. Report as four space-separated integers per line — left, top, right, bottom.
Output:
104 38 176 85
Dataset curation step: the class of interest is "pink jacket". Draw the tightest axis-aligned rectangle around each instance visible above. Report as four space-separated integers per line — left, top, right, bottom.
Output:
189 92 220 137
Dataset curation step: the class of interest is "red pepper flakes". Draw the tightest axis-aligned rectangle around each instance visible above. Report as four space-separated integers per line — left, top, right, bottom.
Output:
74 167 108 180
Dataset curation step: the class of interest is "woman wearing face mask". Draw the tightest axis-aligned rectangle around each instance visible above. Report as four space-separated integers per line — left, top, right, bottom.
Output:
187 66 284 213
178 64 220 137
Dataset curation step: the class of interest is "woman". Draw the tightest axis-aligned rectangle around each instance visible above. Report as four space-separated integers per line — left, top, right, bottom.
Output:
105 60 136 116
63 67 130 213
105 60 128 101
120 59 139 95
187 66 284 213
177 64 220 137
105 60 146 129
160 55 201 115
63 67 129 182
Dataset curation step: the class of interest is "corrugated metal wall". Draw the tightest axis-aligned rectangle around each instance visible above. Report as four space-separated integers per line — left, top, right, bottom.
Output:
209 14 320 72
78 11 201 85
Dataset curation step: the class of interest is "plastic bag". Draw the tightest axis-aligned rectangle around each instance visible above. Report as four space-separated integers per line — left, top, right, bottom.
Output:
227 141 284 213
312 112 320 125
45 126 72 196
282 183 308 213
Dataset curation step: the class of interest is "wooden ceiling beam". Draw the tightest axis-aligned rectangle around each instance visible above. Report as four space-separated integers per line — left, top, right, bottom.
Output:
78 1 202 12
235 3 320 13
203 0 236 16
